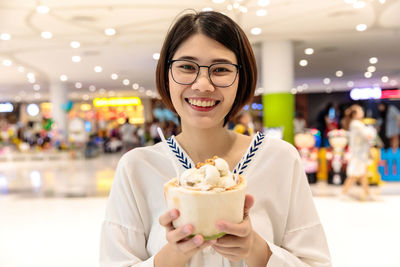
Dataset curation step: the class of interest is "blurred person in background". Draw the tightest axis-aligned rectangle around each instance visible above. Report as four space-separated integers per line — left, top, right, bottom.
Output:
233 111 254 136
341 104 376 201
120 118 137 152
294 111 306 134
378 102 400 151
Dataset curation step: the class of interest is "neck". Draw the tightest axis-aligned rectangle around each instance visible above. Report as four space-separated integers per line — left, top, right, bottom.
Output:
176 122 235 163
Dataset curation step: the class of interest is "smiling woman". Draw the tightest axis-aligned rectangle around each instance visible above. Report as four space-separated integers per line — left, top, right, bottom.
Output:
100 10 331 267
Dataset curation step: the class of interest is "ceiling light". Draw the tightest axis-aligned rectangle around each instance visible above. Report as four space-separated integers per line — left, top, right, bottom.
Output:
18 66 25 72
304 48 314 55
132 83 139 90
34 93 41 99
28 77 36 84
15 96 21 102
256 9 267 16
123 79 130 86
109 90 116 96
239 6 248 13
369 57 378 64
94 66 102 73
72 56 81 63
111 73 118 80
99 88 106 94
251 27 262 35
104 28 116 36
291 88 297 94
258 0 270 6
41 31 53 39
381 76 389 83
364 72 372 78
379 0 386 3
75 82 82 89
89 85 96 92
2 59 12 67
70 41 80 48
227 4 233 10
367 66 376 72
356 24 367 31
390 80 397 86
353 1 365 8
335 70 343 77
146 90 153 96
60 74 68 81
212 0 225 3
33 84 40 91
27 73 35 79
0 33 11 41
233 2 240 8
153 53 160 60
83 94 89 101
299 59 308 67
202 7 213 12
323 78 331 85
36 5 50 14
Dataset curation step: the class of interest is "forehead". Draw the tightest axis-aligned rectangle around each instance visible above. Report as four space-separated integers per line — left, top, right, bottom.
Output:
173 33 237 63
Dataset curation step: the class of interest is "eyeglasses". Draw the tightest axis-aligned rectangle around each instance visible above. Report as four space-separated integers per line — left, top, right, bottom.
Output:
169 59 241 88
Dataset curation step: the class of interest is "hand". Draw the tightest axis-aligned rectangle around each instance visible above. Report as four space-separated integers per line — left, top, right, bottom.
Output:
158 208 213 263
211 194 255 262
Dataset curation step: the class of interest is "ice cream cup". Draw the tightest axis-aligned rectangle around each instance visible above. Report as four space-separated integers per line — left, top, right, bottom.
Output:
163 175 246 240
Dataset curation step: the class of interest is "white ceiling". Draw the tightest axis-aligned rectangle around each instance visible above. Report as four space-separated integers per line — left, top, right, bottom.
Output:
0 0 399 102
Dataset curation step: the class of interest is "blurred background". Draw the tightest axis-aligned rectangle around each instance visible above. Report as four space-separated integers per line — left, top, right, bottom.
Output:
0 0 399 266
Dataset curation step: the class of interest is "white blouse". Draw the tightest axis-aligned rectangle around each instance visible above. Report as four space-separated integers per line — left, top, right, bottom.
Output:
100 132 331 266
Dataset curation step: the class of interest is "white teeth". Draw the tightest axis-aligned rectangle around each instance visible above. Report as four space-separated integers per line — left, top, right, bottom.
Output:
188 99 216 107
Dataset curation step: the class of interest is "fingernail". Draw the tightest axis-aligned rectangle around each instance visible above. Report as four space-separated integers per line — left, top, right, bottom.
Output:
216 223 226 231
193 236 202 245
169 210 178 219
183 225 191 234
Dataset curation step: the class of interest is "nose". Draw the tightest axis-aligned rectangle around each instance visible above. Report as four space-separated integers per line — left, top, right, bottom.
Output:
191 67 214 92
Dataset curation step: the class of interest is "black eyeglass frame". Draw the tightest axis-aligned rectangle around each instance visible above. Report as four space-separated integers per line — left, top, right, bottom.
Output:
168 59 242 88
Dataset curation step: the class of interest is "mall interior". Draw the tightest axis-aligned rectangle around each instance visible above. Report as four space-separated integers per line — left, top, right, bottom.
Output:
1 0 400 266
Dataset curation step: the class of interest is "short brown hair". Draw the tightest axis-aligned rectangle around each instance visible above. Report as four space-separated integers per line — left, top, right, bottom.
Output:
156 10 257 125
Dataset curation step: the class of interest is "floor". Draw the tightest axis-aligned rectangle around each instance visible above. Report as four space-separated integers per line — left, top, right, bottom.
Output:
0 153 399 267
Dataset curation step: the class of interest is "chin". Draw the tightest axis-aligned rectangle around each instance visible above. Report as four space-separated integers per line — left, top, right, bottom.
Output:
183 116 225 130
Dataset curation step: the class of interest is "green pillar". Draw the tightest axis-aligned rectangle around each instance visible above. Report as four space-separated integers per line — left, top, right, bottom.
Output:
262 93 294 144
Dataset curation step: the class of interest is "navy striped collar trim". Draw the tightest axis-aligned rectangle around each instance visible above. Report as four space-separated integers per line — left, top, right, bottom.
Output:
233 132 265 175
166 131 265 173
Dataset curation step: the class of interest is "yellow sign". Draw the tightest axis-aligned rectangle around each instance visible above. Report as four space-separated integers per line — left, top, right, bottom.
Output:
93 97 142 107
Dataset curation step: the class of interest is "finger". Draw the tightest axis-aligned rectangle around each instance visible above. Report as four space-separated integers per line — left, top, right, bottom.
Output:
212 245 243 255
166 224 194 243
212 246 242 262
215 218 251 237
243 194 254 218
176 234 205 253
213 235 246 248
159 209 179 228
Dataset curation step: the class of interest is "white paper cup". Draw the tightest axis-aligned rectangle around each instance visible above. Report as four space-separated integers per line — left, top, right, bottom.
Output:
164 176 246 240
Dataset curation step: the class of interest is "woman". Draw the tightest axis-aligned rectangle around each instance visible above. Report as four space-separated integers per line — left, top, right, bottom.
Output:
100 11 331 267
342 104 376 200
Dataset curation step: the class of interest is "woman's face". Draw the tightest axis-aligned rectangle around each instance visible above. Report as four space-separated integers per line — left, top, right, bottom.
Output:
353 106 365 120
168 33 239 130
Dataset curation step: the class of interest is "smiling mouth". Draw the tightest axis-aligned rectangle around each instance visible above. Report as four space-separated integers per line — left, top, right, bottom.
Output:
185 98 220 108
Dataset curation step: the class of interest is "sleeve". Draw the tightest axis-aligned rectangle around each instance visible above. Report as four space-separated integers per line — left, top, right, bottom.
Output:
99 155 155 267
266 156 331 267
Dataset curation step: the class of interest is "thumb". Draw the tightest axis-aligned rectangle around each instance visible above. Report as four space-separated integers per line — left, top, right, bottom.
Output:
243 194 254 218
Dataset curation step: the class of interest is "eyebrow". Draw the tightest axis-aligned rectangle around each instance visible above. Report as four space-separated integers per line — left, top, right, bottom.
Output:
176 56 235 64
